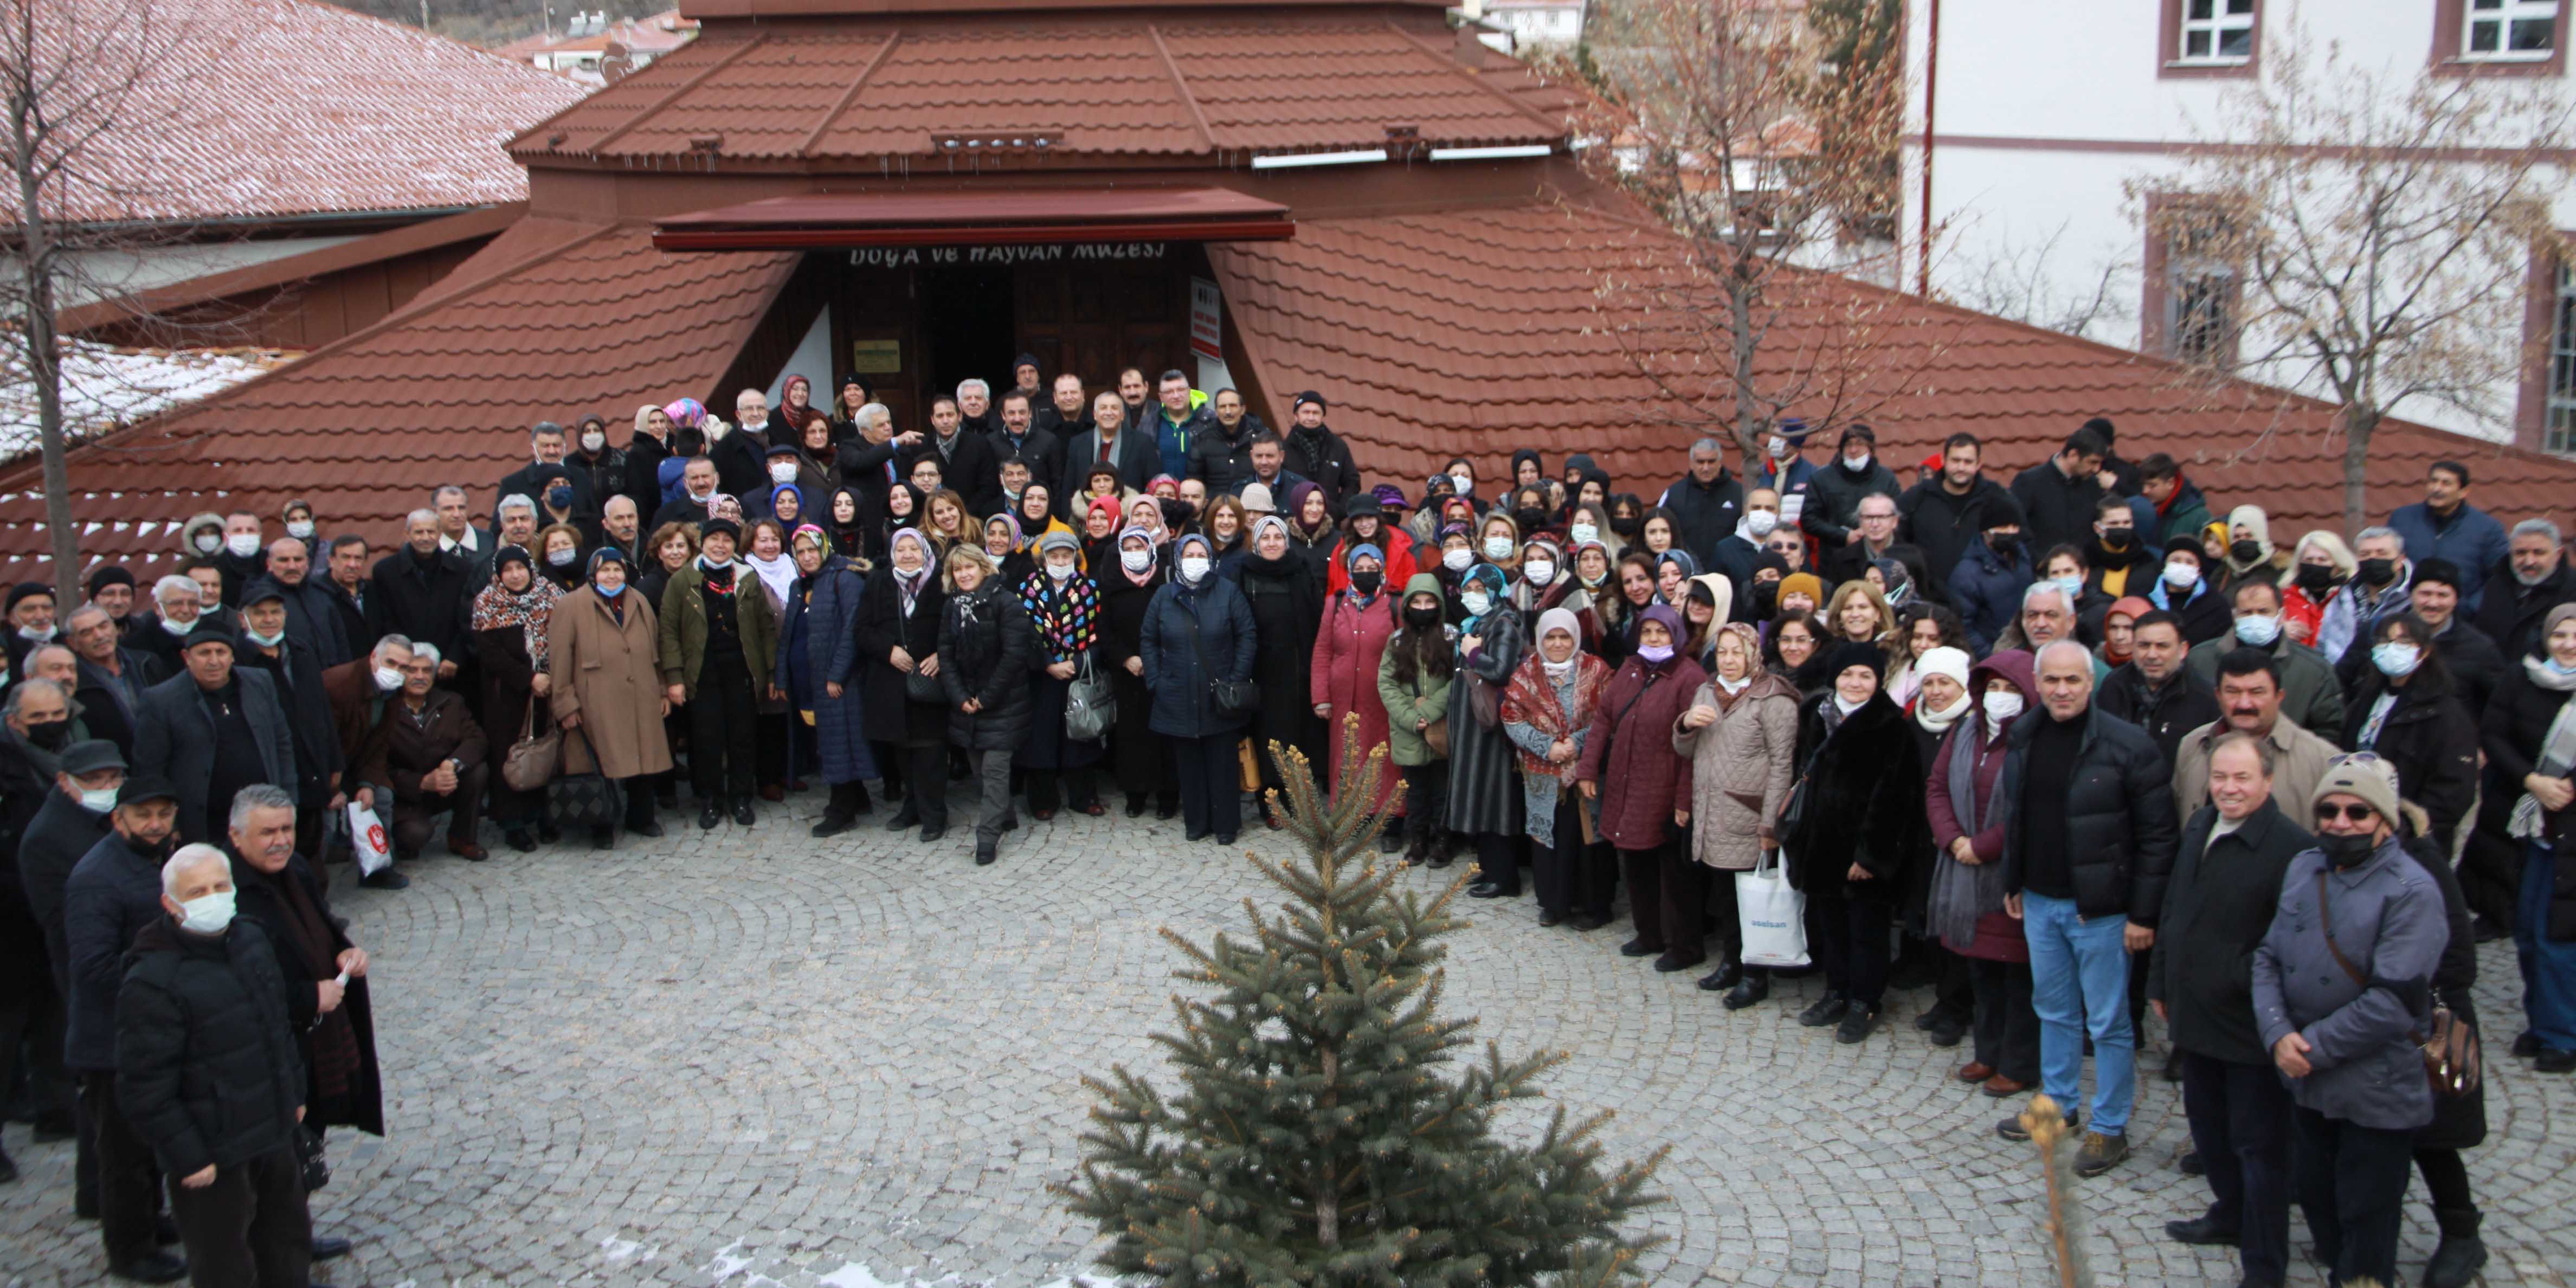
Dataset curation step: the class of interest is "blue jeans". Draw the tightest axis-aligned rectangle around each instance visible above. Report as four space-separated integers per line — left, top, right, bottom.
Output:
2517 840 2576 1052
2022 891 2135 1136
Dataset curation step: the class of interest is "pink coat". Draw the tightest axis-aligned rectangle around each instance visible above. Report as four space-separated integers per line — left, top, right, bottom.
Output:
1310 591 1402 813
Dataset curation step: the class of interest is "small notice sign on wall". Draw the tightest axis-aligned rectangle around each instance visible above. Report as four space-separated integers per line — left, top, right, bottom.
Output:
850 339 902 374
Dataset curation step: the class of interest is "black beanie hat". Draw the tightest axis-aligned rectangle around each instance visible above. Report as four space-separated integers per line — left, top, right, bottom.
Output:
1824 640 1886 682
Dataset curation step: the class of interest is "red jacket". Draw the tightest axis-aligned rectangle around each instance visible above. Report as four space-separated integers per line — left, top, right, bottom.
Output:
1324 526 1418 598
1575 652 1706 852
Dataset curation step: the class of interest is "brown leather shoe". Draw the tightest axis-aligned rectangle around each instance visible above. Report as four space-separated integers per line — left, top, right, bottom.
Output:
1955 1062 1995 1084
758 784 785 803
1981 1073 2030 1098
447 839 489 862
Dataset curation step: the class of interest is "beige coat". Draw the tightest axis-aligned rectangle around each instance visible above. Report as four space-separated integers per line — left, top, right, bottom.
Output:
548 586 674 780
2170 713 2339 821
1671 671 1802 870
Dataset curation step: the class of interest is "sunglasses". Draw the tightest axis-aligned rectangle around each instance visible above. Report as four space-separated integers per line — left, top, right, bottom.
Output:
2313 803 2378 824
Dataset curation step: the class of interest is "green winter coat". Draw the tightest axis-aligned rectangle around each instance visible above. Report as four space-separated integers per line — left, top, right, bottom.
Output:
657 562 778 699
1375 573 1454 768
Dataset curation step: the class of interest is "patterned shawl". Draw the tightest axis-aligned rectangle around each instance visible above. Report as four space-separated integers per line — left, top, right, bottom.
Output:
1018 565 1100 663
1502 646 1610 785
469 553 562 671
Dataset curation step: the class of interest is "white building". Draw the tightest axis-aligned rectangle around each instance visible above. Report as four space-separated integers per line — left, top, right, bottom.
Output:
1899 0 2576 454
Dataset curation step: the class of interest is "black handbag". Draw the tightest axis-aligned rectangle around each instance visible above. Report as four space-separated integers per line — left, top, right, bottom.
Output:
905 668 947 704
293 1122 329 1192
1182 600 1259 714
546 726 622 831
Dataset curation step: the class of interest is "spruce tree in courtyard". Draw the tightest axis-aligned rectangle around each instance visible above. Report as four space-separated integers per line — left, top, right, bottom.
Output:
1058 719 1665 1286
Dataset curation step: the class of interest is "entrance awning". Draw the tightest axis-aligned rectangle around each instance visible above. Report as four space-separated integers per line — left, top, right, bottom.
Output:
650 188 1293 252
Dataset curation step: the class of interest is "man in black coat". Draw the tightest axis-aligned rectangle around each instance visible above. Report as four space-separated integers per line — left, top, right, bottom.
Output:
116 844 312 1288
906 395 1003 517
1280 391 1362 511
706 391 776 500
317 535 382 662
1188 388 1264 497
2400 558 2505 716
1898 432 2008 607
1705 486 1779 603
564 413 631 519
2010 427 2110 556
1030 372 1092 442
986 390 1063 504
130 628 299 846
1997 640 2179 1175
2095 610 2220 767
1 738 118 1184
2147 733 2314 1287
2472 518 2575 662
650 456 723 533
210 513 269 608
233 585 340 864
833 407 922 524
1059 391 1158 504
369 510 476 684
61 775 185 1283
243 537 351 671
66 605 161 758
492 422 598 529
1800 423 1903 551
1657 435 1747 571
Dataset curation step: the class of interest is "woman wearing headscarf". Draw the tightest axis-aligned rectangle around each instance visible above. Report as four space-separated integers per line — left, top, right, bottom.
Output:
936 543 1033 866
471 545 562 851
1078 495 1122 572
1138 532 1258 845
875 481 925 562
1925 649 2039 1095
741 518 802 798
858 528 950 839
1016 484 1075 561
1901 644 1979 1045
981 511 1033 589
1513 536 1571 625
1016 530 1106 819
1312 542 1403 845
825 485 871 563
1228 514 1324 823
1785 641 1929 1044
1285 482 1337 564
1377 573 1454 864
1507 607 1613 925
1577 602 1708 970
1447 562 1526 897
658 517 778 829
776 525 877 836
1653 549 1699 609
1124 494 1171 550
2220 503 2294 589
1680 574 1731 669
1674 620 1800 1002
1098 525 1178 819
544 547 673 848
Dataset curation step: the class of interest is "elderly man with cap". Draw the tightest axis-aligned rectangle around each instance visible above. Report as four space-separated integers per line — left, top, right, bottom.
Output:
115 843 319 1288
130 624 299 847
68 603 162 758
234 582 342 864
2253 754 2450 1288
0 736 120 1186
7 577 60 677
356 641 489 864
244 537 351 671
1281 391 1361 510
62 772 187 1283
86 565 139 636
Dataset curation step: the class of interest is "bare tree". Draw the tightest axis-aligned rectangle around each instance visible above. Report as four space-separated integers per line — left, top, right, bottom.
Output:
1943 220 2129 343
2133 33 2576 536
3 0 212 602
1570 0 1943 471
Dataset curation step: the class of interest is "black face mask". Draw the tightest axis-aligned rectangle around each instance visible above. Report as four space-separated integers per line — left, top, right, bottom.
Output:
2100 530 2131 551
2356 557 2397 587
1748 582 1780 619
2319 831 2378 869
22 719 67 751
1514 507 1548 533
2230 539 2264 565
1987 532 2021 559
1609 516 1643 538
1349 570 1383 597
1403 604 1441 630
2295 563 2335 594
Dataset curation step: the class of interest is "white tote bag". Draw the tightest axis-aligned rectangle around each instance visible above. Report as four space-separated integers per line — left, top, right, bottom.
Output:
1736 848 1809 969
345 802 393 878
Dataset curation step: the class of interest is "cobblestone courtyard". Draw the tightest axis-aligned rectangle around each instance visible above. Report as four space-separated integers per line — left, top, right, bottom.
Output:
7 785 2573 1287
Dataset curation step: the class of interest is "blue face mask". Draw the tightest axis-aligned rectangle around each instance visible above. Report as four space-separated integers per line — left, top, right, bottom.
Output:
596 581 625 598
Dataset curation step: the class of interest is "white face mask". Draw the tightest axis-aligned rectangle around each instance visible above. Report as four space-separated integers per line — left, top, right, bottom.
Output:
1442 547 1473 571
2372 641 2423 677
1482 537 1512 561
1461 590 1492 617
546 548 578 567
78 786 119 813
2233 613 2281 647
1179 556 1211 583
176 890 235 936
1569 523 1598 546
1120 549 1152 573
16 623 52 642
1845 452 1872 472
193 532 222 555
1449 472 1473 492
2163 561 2199 589
1045 560 1075 582
1981 690 2024 724
769 462 798 484
1767 436 1790 459
1746 511 1778 538
160 614 193 636
372 665 404 692
286 520 315 539
580 430 607 453
1523 560 1555 587
225 533 261 558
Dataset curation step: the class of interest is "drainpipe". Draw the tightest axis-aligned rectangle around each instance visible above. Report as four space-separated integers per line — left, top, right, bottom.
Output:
1916 0 1940 297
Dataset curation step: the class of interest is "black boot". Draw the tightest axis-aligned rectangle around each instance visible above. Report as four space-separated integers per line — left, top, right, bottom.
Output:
1723 969 1771 1010
813 782 863 838
2423 1207 2486 1288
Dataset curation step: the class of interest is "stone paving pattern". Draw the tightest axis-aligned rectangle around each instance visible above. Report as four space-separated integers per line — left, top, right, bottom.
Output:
4 784 2572 1287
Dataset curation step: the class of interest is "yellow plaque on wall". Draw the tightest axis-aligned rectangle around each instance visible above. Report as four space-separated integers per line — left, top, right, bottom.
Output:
850 339 902 374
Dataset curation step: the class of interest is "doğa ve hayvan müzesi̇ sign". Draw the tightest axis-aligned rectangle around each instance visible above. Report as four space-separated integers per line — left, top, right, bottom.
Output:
848 242 1166 268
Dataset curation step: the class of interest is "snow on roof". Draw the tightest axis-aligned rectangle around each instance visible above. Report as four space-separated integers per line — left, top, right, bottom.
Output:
0 331 290 461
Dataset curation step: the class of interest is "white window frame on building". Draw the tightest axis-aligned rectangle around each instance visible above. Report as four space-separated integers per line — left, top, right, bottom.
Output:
2464 0 2559 60
2176 0 2258 64
2549 259 2576 454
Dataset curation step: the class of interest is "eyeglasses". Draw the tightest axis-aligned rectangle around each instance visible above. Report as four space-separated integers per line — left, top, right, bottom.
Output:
2313 803 2377 823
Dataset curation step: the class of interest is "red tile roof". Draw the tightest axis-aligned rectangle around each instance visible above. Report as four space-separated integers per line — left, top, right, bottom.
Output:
0 223 793 578
3 0 589 227
508 8 1575 164
1207 203 2576 535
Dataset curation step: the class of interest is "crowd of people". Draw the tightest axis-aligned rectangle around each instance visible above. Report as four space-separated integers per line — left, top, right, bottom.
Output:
1 356 2572 1287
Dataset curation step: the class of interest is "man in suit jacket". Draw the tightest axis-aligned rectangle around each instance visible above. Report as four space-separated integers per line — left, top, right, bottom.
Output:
986 389 1063 505
1058 390 1157 509
65 606 162 758
904 395 1003 517
369 509 476 683
128 627 297 846
233 585 341 864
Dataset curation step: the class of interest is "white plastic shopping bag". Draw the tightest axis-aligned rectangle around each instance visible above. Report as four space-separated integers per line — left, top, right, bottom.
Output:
346 801 392 878
1736 848 1809 969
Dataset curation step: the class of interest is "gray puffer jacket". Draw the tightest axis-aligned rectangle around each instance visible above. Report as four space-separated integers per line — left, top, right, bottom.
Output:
2251 838 2449 1131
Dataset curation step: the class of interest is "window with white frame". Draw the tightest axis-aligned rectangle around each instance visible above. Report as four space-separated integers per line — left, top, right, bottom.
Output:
2160 203 2241 367
2176 0 2256 63
2548 260 2576 454
2465 0 2558 59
